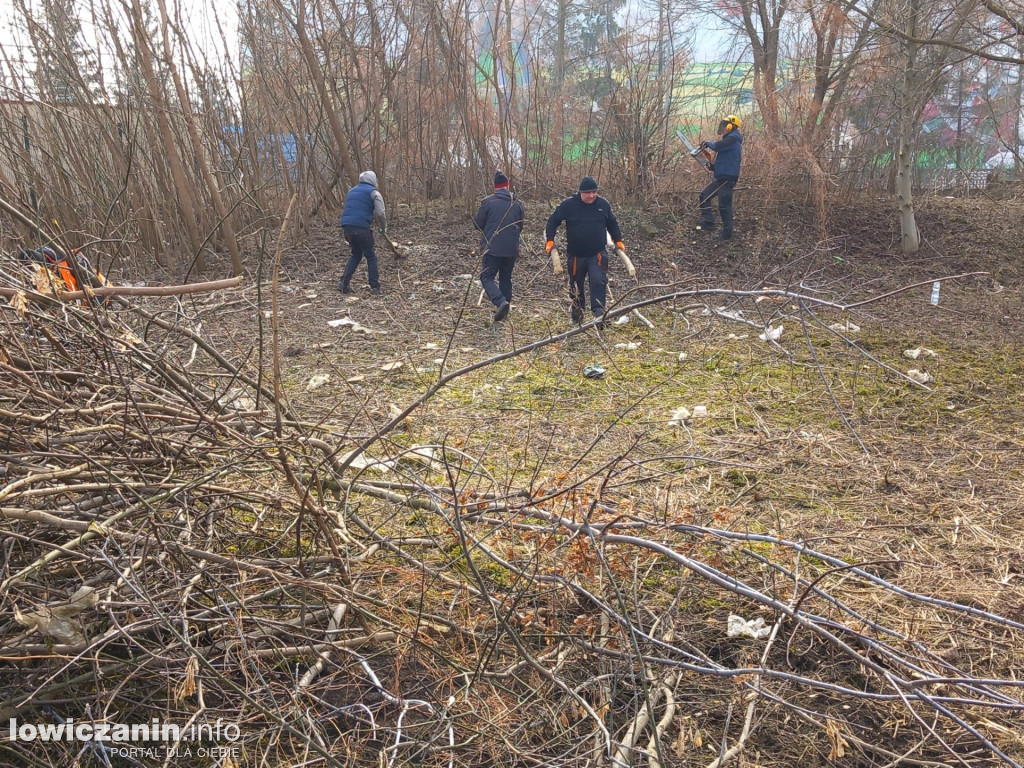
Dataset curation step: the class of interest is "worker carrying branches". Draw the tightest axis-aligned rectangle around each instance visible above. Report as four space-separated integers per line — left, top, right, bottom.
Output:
545 176 625 327
696 114 743 241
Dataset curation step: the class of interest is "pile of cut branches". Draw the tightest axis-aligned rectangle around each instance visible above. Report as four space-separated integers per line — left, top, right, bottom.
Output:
1 258 1022 768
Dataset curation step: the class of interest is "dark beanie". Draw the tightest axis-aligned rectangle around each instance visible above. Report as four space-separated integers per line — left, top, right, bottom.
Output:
494 171 509 189
579 176 599 192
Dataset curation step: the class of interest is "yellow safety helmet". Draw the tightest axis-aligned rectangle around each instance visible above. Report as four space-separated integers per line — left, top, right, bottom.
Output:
718 114 741 133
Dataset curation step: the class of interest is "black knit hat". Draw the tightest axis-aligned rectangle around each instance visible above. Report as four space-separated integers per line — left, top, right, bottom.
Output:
494 171 509 189
578 176 599 192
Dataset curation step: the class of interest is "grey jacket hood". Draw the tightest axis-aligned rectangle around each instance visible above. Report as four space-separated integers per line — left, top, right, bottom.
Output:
359 170 378 188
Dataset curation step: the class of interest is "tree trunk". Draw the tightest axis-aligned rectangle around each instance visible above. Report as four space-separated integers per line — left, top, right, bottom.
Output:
895 0 921 254
1017 33 1023 173
739 0 786 137
895 111 920 253
127 0 205 274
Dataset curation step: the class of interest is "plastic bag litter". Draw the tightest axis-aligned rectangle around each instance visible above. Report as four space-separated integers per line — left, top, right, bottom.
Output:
14 586 99 644
339 450 392 473
691 405 708 419
583 365 606 379
711 307 745 321
219 388 256 412
614 342 641 350
398 445 444 470
328 317 379 334
758 324 784 342
828 321 861 333
306 374 331 391
903 347 938 360
668 407 690 426
906 369 934 384
727 614 771 639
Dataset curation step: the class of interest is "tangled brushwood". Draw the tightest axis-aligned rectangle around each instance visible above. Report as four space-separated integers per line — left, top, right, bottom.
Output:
0 262 1022 768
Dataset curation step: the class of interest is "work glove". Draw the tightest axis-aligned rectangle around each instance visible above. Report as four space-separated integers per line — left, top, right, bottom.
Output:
699 141 708 150
615 241 625 253
545 240 555 254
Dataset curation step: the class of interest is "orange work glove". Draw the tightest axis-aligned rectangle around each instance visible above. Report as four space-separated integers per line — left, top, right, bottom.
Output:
615 241 625 253
545 240 555 253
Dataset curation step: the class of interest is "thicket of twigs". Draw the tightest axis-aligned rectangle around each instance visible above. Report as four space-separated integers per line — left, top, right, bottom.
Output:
5 0 1020 281
1 236 1023 768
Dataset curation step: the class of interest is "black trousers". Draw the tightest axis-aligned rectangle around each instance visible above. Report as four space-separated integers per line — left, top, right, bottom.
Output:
698 175 738 236
340 226 380 290
567 251 608 315
480 253 514 307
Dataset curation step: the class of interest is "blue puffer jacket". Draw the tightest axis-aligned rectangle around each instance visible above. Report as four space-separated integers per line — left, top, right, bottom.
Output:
707 129 743 178
341 171 386 228
341 183 375 227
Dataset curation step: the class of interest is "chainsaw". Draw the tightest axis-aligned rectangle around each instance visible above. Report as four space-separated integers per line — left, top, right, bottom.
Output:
675 129 713 172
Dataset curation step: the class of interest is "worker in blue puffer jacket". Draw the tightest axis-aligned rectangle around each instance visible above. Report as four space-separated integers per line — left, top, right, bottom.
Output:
339 170 387 295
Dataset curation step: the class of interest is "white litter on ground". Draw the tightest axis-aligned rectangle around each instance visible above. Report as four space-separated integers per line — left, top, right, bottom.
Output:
903 347 938 360
305 374 330 391
727 614 771 639
668 407 690 426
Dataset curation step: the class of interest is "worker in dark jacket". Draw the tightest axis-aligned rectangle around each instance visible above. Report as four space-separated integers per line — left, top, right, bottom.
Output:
545 176 624 325
339 170 387 295
697 114 743 241
474 171 525 321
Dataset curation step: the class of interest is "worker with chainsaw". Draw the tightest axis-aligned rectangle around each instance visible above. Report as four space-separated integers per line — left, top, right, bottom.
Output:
474 171 525 322
339 170 387 296
696 114 743 241
545 176 625 325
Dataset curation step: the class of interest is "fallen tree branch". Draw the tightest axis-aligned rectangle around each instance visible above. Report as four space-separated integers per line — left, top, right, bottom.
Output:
0 276 243 303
